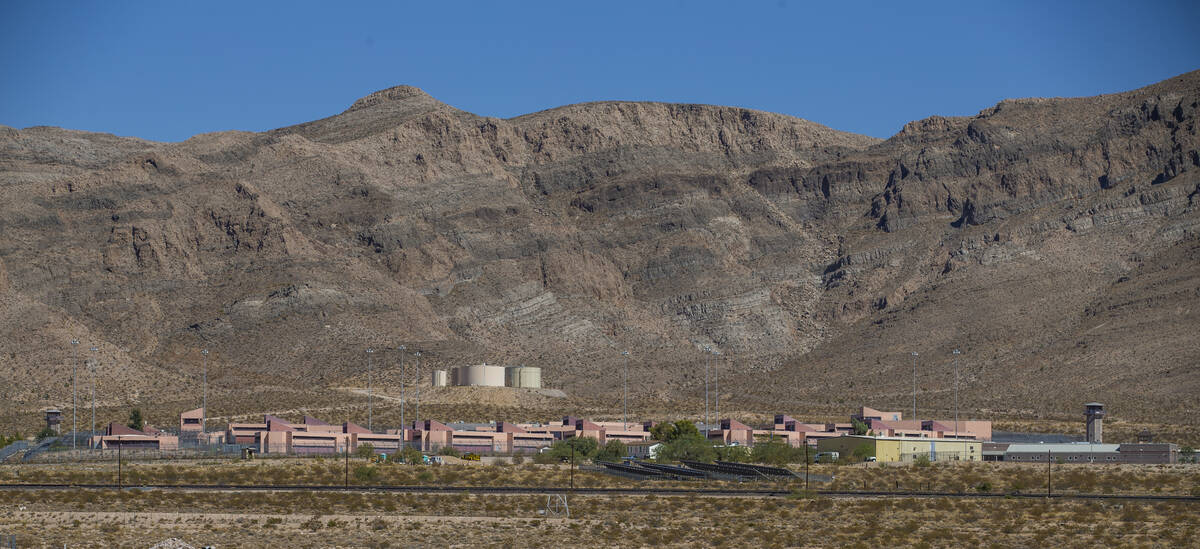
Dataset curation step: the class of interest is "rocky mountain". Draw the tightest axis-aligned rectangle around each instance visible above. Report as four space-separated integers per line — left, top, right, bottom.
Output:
1 71 1197 424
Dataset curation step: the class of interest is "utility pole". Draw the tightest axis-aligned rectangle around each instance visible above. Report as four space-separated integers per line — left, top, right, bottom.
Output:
621 351 630 430
398 345 406 431
952 349 960 440
413 351 421 428
1047 449 1052 498
118 436 123 490
201 349 209 436
712 348 721 425
704 345 711 430
89 346 98 451
366 348 374 431
70 339 79 452
804 445 810 492
345 442 350 487
910 351 919 420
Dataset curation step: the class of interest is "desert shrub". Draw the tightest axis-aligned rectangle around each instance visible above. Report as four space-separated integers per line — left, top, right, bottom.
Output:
353 464 379 483
650 420 705 443
594 440 626 463
511 454 525 465
914 455 931 468
438 446 461 458
544 437 599 463
715 444 751 462
394 446 423 464
656 437 716 463
355 443 375 458
749 441 805 466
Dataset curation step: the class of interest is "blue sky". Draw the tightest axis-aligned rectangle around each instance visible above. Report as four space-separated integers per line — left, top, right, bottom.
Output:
1 1 1197 142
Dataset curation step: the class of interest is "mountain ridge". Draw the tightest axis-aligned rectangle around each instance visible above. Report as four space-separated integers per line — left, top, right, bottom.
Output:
1 70 1197 425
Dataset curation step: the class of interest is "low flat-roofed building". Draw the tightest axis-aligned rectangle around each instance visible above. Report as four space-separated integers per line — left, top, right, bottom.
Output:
709 419 755 446
90 422 179 450
982 442 1010 461
625 441 662 460
1118 443 1179 464
226 422 269 445
1004 443 1121 463
817 435 982 463
853 407 903 423
278 430 348 455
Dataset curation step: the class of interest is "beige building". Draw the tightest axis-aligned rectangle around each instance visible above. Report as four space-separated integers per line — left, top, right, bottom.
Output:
816 435 982 463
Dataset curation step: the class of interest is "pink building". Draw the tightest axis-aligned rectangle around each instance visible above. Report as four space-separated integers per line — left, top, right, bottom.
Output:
180 408 204 433
90 422 179 450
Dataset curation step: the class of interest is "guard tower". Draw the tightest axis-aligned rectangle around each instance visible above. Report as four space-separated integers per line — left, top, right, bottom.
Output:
44 408 63 434
1085 402 1105 443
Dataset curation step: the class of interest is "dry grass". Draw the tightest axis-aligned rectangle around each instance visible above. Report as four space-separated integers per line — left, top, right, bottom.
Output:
4 457 1198 498
0 488 1195 548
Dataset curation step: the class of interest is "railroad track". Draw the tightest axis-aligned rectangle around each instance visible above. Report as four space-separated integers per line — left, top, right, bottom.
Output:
0 483 1196 502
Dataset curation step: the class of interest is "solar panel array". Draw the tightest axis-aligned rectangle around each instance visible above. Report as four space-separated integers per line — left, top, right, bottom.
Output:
634 461 707 478
600 461 663 478
598 459 799 482
714 460 797 477
678 460 755 481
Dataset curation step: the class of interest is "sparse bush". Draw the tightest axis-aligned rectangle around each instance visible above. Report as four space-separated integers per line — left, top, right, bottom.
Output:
355 443 375 458
594 440 626 463
353 464 379 483
656 437 716 463
36 427 57 441
127 408 144 431
394 446 423 464
301 515 323 531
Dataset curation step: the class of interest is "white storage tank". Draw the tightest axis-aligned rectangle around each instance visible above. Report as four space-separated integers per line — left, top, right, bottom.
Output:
431 369 448 387
505 366 542 389
452 364 506 387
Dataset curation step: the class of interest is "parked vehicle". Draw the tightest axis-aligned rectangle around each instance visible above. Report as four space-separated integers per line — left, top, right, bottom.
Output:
815 451 839 463
462 453 481 461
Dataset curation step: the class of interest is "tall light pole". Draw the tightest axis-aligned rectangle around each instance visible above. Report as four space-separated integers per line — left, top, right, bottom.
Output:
704 345 711 430
952 349 960 440
366 348 374 431
911 351 919 420
201 349 209 435
712 348 721 426
398 345 406 431
70 339 79 451
621 351 630 430
413 351 421 429
89 346 98 450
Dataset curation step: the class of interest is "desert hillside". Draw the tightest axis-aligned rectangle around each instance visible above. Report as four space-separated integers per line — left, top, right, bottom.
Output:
1 70 1197 424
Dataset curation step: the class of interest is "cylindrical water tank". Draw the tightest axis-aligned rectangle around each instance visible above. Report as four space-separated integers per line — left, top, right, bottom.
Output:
505 366 542 389
453 364 506 387
431 369 448 387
